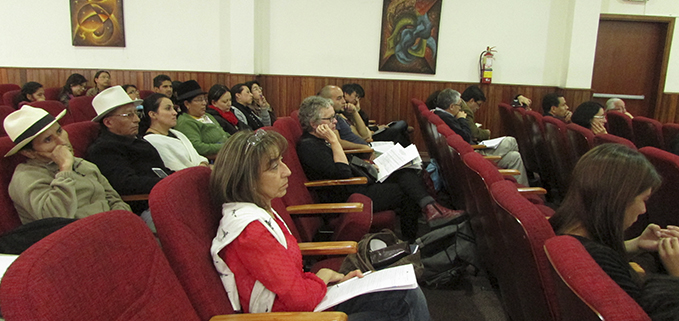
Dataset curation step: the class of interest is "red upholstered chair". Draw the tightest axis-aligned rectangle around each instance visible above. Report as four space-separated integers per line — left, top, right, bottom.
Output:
490 180 558 321
662 122 679 152
29 100 75 126
43 87 61 101
566 123 595 163
0 84 20 100
139 89 154 99
544 235 651 321
62 121 101 158
512 107 541 176
0 136 25 234
525 110 554 189
498 102 516 137
632 116 664 149
593 133 637 150
68 95 97 123
2 90 19 109
606 111 635 142
148 166 352 320
0 105 15 136
0 210 202 321
543 116 574 199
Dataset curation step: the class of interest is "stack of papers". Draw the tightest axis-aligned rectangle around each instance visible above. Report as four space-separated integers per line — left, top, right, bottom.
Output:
372 144 422 182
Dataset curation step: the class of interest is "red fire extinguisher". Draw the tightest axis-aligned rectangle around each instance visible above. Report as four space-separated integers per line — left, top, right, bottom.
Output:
479 46 496 84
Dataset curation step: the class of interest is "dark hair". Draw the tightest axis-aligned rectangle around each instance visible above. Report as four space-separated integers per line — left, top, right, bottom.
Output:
153 74 172 88
139 93 167 134
425 90 441 110
122 84 137 92
461 85 486 103
571 101 604 129
59 73 87 97
93 70 110 86
208 84 230 106
342 83 365 98
550 144 661 256
14 81 43 106
210 130 288 209
244 80 261 91
542 93 564 115
230 83 247 97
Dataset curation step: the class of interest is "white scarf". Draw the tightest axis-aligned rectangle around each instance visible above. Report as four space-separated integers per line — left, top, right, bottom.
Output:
210 202 291 313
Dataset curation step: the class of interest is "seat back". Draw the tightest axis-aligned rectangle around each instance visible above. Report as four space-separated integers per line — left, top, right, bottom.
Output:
0 210 201 321
2 90 20 108
632 116 664 149
490 180 558 321
498 102 516 137
593 134 637 150
43 87 61 101
638 147 679 231
0 84 20 100
433 124 465 209
29 100 75 126
139 90 154 99
662 123 679 153
544 235 651 321
606 111 634 142
148 166 234 320
69 95 97 123
566 123 595 164
62 121 101 158
525 111 553 187
0 105 15 136
543 116 573 198
0 136 25 234
512 106 540 174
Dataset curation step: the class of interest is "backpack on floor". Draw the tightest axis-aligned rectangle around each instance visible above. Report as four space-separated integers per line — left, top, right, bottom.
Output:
416 218 479 288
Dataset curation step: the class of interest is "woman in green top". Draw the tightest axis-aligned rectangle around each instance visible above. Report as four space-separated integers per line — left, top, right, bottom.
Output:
174 80 230 157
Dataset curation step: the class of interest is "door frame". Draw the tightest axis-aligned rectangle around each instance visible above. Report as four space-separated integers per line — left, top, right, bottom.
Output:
598 14 675 118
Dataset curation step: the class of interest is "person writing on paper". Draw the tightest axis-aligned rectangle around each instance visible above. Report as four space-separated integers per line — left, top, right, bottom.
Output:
210 130 430 319
297 96 464 242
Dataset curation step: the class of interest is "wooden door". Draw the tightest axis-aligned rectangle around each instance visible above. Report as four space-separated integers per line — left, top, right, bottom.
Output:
591 15 673 118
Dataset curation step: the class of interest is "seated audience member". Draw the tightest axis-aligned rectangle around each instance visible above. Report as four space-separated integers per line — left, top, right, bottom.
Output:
174 80 230 157
231 83 263 131
296 96 464 241
431 89 472 143
152 74 174 98
86 86 171 223
210 130 431 319
550 144 679 317
572 101 608 135
13 82 45 108
318 85 370 150
343 83 412 147
606 97 634 119
511 94 532 109
206 84 246 135
245 80 277 127
542 93 572 123
86 70 112 97
452 87 529 185
58 73 88 107
122 84 140 100
5 105 130 224
140 93 209 171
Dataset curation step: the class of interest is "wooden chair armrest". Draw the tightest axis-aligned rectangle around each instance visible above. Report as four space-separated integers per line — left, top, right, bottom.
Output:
499 169 521 176
210 311 347 321
483 155 501 161
304 177 368 187
121 194 149 202
298 241 357 256
471 144 487 150
517 187 547 195
344 147 374 154
286 203 364 215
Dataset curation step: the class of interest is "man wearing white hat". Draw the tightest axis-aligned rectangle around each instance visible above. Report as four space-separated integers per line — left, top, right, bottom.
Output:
5 105 130 224
86 86 172 217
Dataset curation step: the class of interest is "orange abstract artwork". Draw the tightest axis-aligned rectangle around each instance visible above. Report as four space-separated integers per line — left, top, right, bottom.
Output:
70 0 125 47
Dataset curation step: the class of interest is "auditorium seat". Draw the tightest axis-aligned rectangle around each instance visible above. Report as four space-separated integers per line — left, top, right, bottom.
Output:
606 111 635 142
632 116 664 149
139 89 154 99
543 116 574 199
0 105 15 136
43 87 61 101
511 107 541 177
0 136 25 234
0 84 20 103
525 110 554 191
662 122 679 152
29 100 75 125
566 123 595 163
2 90 19 108
62 121 100 158
498 102 516 137
544 235 651 321
68 95 97 123
593 133 637 149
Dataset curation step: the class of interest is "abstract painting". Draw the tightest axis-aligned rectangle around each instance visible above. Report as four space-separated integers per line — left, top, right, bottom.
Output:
379 0 442 74
70 0 126 47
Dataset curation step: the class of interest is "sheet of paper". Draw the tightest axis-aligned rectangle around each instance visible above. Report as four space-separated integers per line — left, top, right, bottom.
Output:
369 141 395 155
314 264 419 312
0 254 19 280
478 136 505 149
373 144 420 182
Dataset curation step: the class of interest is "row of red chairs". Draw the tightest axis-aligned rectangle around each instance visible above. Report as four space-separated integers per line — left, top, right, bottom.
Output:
0 96 96 136
606 111 679 151
414 98 652 320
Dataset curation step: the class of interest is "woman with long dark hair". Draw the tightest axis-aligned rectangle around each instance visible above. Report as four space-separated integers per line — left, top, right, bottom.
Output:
58 73 88 107
13 82 45 107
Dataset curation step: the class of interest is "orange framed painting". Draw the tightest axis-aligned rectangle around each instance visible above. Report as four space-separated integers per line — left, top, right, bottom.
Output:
379 0 442 74
70 0 126 47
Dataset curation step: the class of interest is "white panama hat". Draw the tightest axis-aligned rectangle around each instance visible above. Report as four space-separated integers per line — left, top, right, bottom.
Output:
3 105 67 157
91 85 143 122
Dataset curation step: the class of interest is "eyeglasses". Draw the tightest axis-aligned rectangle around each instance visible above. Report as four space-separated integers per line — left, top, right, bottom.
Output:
245 129 268 153
320 113 336 122
112 110 143 119
191 97 207 103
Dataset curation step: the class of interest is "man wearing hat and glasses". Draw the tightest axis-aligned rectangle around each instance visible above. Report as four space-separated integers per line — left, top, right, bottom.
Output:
5 105 131 224
86 86 172 225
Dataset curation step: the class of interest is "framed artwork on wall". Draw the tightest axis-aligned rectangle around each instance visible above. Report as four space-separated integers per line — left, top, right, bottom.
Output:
70 0 126 47
378 0 442 74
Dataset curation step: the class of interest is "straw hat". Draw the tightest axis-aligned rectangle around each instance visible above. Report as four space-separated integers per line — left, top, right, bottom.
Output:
92 85 143 122
3 105 66 157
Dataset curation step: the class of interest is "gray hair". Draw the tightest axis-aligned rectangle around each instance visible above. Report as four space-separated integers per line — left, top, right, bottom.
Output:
298 96 333 133
436 88 461 109
606 98 622 111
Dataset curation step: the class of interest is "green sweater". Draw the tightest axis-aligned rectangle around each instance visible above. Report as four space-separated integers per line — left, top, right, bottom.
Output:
175 113 231 157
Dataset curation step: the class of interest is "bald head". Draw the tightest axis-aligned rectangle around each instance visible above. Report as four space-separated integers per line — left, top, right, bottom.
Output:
319 85 345 112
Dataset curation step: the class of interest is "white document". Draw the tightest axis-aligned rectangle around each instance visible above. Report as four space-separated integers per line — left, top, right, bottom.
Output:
372 144 421 182
0 254 19 280
478 136 505 149
369 141 395 156
314 264 419 312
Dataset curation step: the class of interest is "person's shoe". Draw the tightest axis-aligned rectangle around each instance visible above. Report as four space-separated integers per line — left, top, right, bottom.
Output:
423 202 467 224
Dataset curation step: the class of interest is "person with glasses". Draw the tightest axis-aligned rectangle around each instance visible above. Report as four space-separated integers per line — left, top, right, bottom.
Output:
246 80 277 127
572 101 608 135
431 89 472 143
4 105 130 224
87 86 171 226
122 84 140 100
174 80 231 158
